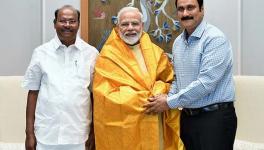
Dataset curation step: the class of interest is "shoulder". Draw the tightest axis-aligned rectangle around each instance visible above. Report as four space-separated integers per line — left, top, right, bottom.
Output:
99 39 122 57
32 39 54 56
172 32 184 48
204 23 227 40
201 23 230 46
141 32 164 54
77 39 99 63
174 32 184 44
151 42 164 54
79 38 98 52
200 23 233 55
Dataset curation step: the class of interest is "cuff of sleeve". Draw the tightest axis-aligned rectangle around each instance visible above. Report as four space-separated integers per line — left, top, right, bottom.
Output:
166 95 180 109
21 81 40 90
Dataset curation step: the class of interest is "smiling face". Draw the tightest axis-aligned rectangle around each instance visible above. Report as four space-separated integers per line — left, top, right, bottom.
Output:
54 7 79 46
176 0 204 35
117 10 143 45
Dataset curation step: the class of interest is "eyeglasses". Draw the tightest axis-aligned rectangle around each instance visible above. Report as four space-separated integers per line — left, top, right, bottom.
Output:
57 19 78 25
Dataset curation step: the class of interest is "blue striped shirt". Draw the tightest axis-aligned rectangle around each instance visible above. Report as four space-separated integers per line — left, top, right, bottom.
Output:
167 20 235 109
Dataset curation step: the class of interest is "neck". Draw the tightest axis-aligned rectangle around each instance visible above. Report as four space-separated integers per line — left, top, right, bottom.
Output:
61 38 76 47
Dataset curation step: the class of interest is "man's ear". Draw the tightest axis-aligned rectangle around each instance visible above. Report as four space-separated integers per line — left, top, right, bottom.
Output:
200 6 204 12
116 23 121 30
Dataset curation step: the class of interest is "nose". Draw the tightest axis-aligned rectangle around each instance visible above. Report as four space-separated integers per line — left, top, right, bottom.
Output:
64 21 71 27
183 9 189 16
127 23 134 30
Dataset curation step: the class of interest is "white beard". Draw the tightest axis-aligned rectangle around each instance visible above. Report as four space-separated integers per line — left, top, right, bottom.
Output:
119 30 142 45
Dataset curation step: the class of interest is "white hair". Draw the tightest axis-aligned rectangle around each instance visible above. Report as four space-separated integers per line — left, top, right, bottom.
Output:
117 7 143 24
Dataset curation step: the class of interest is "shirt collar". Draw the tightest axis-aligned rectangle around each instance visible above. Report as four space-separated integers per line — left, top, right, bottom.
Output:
53 34 83 51
182 19 207 40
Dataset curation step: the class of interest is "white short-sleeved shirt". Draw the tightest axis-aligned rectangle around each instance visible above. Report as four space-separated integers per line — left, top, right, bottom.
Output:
22 35 98 145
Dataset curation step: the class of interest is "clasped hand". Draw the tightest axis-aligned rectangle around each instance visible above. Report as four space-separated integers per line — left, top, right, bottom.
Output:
143 94 170 115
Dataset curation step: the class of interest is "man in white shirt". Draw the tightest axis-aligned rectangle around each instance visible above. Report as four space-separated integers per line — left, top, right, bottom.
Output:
22 5 98 150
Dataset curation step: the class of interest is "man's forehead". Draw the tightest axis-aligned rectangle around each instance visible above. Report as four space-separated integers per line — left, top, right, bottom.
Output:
177 0 197 7
120 18 141 23
59 14 76 19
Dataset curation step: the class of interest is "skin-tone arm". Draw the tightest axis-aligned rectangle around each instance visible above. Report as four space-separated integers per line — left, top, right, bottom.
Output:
85 93 95 150
25 90 39 150
86 122 95 150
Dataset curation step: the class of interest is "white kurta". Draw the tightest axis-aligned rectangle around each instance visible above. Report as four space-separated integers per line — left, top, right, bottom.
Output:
22 35 98 145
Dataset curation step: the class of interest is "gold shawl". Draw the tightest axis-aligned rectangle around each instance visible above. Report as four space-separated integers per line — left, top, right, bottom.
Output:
93 28 184 150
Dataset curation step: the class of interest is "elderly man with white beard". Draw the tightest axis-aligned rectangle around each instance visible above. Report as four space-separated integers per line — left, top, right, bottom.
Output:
92 6 184 150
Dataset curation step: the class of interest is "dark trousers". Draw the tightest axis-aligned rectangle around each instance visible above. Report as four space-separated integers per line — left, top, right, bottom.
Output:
180 105 237 150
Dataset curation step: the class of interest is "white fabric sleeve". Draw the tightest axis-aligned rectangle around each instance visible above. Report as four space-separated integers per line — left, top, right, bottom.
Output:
21 49 42 90
88 49 99 91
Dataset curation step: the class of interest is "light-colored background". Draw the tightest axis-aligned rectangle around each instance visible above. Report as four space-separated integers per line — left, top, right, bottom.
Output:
0 0 263 76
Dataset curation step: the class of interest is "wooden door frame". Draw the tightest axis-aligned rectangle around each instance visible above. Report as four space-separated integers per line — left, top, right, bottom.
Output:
80 0 89 42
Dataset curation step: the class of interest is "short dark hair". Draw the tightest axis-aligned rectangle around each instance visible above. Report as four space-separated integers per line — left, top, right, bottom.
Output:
175 0 203 10
53 5 80 24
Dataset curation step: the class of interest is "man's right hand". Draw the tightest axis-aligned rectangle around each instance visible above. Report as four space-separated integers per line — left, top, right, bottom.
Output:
25 133 36 150
25 90 38 150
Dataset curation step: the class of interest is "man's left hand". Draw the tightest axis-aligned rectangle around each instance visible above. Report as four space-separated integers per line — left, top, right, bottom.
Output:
143 94 170 114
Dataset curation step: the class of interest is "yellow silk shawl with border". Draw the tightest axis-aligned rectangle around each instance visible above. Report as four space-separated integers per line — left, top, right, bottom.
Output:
93 28 184 150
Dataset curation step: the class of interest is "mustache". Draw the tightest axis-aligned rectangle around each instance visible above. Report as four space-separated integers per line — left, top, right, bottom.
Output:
181 16 194 21
124 32 138 36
